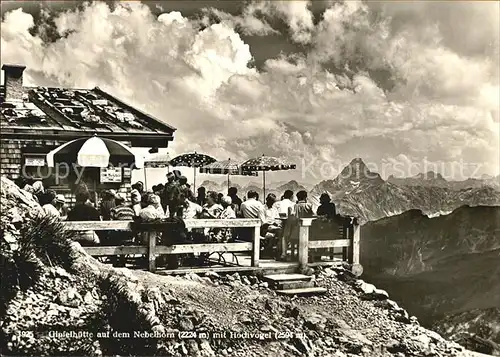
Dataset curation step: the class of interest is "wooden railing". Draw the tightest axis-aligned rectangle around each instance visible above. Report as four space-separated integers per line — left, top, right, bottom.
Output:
297 218 360 269
62 219 261 272
62 217 360 273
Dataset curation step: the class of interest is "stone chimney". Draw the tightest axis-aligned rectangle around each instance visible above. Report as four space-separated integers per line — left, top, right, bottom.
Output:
2 64 26 102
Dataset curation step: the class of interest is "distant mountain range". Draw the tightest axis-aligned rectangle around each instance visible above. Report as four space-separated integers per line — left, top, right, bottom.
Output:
199 158 499 223
309 158 500 223
360 206 500 354
388 172 500 190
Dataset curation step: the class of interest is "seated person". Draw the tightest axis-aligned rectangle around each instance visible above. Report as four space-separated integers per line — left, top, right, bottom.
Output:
261 193 284 257
238 190 266 242
201 191 223 218
210 195 235 243
67 191 101 245
139 193 164 221
108 193 135 266
42 191 64 219
284 190 314 259
176 193 204 242
100 189 117 221
277 190 295 217
180 194 204 220
219 196 236 219
111 193 136 221
240 191 265 221
316 193 336 218
228 186 243 216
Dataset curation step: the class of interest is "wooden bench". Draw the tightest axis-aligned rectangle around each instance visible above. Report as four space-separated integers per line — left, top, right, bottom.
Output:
62 219 261 272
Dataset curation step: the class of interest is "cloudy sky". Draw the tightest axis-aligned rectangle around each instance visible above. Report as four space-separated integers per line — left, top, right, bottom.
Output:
1 0 499 185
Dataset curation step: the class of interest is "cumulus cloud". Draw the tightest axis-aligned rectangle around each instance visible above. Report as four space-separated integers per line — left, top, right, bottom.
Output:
250 0 315 44
200 7 277 36
1 0 498 185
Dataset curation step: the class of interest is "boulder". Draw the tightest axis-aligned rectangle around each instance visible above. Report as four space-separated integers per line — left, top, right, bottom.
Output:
323 268 337 277
205 271 220 280
363 288 390 301
241 276 251 285
386 339 408 354
356 280 376 294
304 313 327 332
83 291 94 304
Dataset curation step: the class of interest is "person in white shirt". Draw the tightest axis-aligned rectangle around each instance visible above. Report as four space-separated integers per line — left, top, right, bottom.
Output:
239 191 266 242
181 196 204 220
211 196 235 242
139 193 164 221
240 190 266 223
219 196 236 219
276 190 295 217
261 193 284 257
202 191 223 218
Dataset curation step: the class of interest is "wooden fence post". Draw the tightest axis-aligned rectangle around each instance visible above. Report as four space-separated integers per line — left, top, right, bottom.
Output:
298 218 314 269
348 221 360 264
251 224 260 267
352 223 360 265
147 231 156 272
341 222 349 261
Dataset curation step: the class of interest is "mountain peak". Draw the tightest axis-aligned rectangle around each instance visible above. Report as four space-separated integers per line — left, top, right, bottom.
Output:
413 171 447 181
349 157 368 167
276 180 306 192
336 158 383 184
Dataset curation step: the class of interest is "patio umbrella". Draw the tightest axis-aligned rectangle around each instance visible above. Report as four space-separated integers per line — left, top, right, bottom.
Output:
47 135 144 169
241 154 296 200
142 151 171 190
144 151 171 169
199 158 258 191
169 152 216 192
46 135 144 205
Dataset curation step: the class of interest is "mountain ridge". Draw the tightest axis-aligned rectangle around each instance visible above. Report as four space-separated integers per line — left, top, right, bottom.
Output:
309 159 500 223
360 205 500 355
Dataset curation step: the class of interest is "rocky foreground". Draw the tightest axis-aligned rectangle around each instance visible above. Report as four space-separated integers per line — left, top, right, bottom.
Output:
0 176 493 357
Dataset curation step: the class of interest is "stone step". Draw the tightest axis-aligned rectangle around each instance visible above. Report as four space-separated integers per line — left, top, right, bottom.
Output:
263 274 312 283
277 280 315 290
276 287 327 296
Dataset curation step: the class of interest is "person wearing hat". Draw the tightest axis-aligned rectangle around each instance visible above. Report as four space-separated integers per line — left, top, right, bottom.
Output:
42 191 65 219
57 195 69 220
172 170 182 181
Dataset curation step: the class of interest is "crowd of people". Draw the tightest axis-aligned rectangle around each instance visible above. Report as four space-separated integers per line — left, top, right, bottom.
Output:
16 171 340 261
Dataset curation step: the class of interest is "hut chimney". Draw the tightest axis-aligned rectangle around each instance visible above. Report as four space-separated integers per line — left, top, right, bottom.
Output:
2 64 26 102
